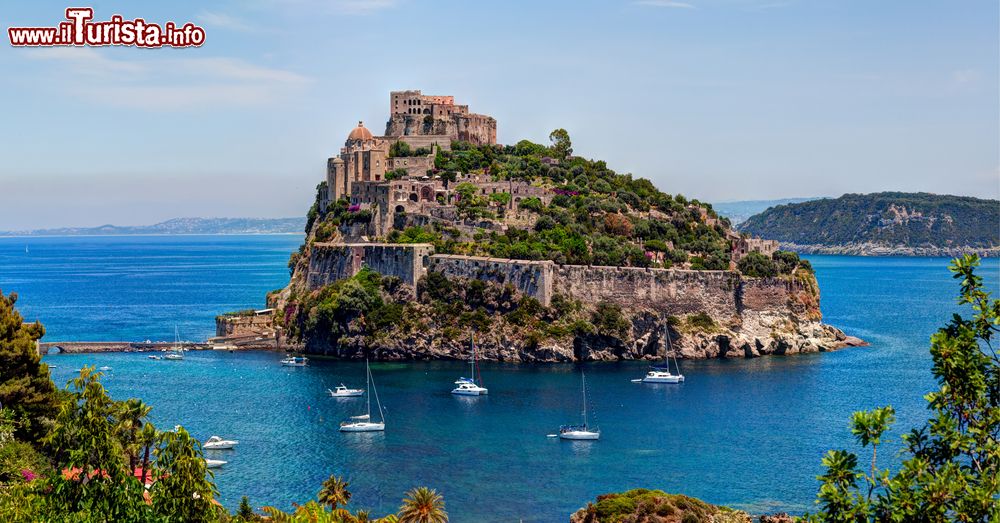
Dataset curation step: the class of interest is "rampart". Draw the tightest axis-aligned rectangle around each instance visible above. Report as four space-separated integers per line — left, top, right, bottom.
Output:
306 243 434 294
427 255 554 306
304 244 809 317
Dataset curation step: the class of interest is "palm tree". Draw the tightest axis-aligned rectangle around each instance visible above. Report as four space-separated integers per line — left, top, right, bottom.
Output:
397 487 447 523
115 398 152 470
318 474 352 510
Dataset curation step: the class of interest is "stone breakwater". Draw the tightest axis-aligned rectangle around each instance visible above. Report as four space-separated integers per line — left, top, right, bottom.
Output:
779 242 999 257
274 242 866 362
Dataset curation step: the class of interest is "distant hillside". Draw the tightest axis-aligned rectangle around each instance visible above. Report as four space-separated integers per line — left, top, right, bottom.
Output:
739 192 999 256
713 197 821 225
0 217 306 237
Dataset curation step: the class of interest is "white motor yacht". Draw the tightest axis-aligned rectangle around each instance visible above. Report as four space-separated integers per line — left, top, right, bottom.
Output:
203 436 238 450
328 384 364 397
205 459 227 469
280 355 308 367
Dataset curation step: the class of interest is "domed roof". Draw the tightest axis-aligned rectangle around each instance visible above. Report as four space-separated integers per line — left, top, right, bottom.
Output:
347 121 373 141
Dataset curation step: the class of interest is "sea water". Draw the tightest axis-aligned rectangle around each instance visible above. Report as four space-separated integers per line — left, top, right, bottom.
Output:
1 235 997 521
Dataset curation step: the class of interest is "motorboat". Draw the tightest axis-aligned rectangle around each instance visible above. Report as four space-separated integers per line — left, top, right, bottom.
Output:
148 355 162 360
559 371 600 441
280 355 308 367
340 359 385 432
205 459 227 469
203 436 238 450
99 366 113 371
328 384 364 397
451 333 488 396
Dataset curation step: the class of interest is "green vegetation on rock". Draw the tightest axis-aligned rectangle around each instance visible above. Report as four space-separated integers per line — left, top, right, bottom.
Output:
739 192 999 251
571 488 750 523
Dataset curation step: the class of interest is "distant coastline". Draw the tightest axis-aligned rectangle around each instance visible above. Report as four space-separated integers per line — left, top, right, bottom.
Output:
0 217 306 237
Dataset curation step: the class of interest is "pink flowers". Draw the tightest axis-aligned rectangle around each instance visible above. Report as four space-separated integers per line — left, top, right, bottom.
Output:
553 188 580 196
20 468 37 482
347 204 361 212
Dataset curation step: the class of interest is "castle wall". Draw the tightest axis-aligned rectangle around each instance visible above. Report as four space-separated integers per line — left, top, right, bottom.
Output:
305 245 805 319
553 266 743 318
428 255 554 306
306 243 434 294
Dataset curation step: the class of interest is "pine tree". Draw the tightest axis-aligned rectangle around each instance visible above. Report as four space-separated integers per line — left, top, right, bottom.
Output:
0 290 58 440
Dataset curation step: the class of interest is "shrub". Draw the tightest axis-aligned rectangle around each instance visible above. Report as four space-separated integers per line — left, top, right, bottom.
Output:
737 252 778 278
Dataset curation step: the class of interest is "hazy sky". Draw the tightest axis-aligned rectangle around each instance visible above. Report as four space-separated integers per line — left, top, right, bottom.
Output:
1 0 997 230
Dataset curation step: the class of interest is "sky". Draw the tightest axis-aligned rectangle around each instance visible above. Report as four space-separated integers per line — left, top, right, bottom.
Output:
0 0 997 230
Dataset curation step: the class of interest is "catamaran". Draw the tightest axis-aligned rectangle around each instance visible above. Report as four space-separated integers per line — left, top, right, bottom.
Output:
451 333 488 396
339 359 385 432
559 371 600 440
165 326 184 360
633 323 685 384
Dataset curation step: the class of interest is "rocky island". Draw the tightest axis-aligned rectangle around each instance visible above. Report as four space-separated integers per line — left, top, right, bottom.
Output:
224 90 864 361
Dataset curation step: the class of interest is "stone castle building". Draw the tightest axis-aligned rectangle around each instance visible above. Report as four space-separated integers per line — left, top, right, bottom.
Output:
326 90 497 203
322 89 776 267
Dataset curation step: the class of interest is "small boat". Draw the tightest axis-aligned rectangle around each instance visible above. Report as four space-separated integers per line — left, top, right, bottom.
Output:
559 371 600 440
205 459 227 469
203 436 238 450
99 366 113 371
148 355 162 360
280 355 308 367
328 384 364 397
340 359 385 432
451 333 488 396
634 323 685 384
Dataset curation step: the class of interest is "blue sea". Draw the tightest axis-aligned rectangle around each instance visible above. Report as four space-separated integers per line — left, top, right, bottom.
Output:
1 235 997 521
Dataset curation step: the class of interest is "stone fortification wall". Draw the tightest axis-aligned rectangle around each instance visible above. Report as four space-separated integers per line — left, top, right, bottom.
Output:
304 244 809 319
554 266 742 318
427 255 554 306
216 315 273 337
306 243 433 292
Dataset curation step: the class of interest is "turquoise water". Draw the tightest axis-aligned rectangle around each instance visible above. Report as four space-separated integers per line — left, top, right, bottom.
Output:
1 236 997 521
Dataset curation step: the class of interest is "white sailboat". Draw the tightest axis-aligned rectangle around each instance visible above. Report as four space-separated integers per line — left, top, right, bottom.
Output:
339 359 385 432
559 371 600 440
451 333 488 396
165 326 184 360
634 323 685 384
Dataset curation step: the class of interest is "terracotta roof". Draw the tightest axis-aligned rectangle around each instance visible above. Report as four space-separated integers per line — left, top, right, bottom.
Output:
347 121 373 141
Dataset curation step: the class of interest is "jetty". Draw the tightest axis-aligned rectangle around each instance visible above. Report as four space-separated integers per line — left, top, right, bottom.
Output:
38 334 278 355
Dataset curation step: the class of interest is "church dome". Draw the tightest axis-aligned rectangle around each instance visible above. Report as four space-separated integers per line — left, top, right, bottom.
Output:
347 121 373 141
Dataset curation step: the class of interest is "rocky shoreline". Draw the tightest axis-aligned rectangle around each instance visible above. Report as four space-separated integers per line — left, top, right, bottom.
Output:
779 242 997 257
284 305 867 363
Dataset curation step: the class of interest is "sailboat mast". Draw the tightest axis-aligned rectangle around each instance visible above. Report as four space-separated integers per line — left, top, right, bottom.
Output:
365 359 371 418
581 372 588 428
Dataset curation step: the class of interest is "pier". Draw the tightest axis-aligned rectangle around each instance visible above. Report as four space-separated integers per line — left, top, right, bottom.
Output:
38 334 278 355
